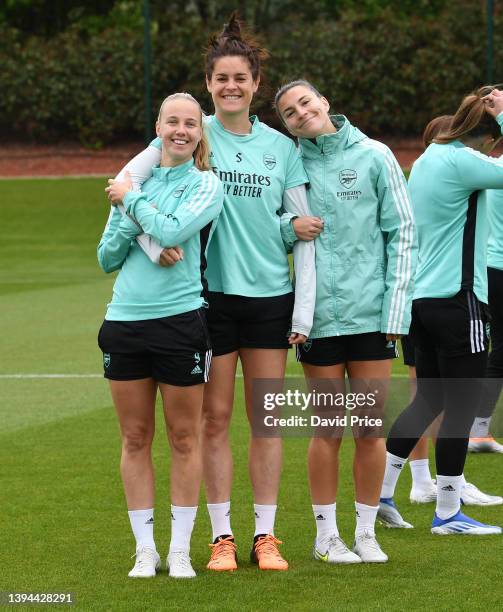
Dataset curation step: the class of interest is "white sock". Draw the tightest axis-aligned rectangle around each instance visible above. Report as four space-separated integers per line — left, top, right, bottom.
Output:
312 503 338 543
470 416 491 438
380 452 407 498
409 459 433 488
254 504 277 537
207 501 232 541
128 508 155 550
460 473 467 487
169 505 197 553
435 475 462 519
355 501 379 538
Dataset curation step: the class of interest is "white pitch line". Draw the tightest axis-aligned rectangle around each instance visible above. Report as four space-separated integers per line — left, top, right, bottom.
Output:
0 374 102 379
0 373 408 380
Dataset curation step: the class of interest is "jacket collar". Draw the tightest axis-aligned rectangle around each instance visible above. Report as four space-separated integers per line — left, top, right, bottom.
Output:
153 158 195 181
299 115 366 158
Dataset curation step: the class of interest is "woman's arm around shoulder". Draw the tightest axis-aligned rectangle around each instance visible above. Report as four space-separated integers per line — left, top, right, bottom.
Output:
123 171 224 247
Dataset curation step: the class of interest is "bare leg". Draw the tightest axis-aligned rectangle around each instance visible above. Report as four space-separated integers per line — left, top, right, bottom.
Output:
240 348 288 504
347 360 391 505
201 352 239 502
110 378 157 509
159 382 205 506
302 363 346 504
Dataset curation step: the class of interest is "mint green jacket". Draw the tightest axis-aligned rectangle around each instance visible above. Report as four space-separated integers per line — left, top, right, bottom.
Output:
300 116 417 338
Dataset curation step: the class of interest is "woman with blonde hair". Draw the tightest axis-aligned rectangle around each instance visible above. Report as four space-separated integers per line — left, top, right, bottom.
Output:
99 92 223 578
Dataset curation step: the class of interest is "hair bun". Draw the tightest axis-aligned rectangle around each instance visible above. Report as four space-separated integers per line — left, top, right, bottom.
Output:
222 12 242 40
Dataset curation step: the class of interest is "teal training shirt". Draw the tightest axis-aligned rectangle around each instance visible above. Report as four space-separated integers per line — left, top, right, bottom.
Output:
98 159 223 321
410 116 503 303
487 155 503 271
151 115 308 296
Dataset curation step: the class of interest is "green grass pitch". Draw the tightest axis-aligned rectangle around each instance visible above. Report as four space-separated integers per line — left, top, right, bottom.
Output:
1 178 502 611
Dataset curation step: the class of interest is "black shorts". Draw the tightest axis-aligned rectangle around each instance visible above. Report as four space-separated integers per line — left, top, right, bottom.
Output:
296 332 398 366
206 291 294 356
97 308 212 386
401 335 416 367
409 291 489 358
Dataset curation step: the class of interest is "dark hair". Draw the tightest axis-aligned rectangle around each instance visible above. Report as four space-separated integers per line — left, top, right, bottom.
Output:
205 12 269 81
434 85 503 144
422 115 452 148
274 79 323 117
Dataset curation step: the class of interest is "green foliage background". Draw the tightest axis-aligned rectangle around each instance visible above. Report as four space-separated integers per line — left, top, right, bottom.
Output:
0 0 500 145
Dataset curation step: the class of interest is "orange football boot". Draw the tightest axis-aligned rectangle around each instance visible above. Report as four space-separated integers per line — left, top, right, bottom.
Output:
250 534 288 570
207 536 238 571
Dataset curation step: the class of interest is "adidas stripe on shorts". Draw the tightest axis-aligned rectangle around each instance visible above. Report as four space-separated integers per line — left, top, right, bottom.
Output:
409 290 488 357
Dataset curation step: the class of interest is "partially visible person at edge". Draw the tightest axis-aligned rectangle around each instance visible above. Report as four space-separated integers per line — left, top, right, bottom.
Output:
378 114 503 531
112 14 320 572
470 90 503 453
381 85 503 536
98 93 223 578
275 79 417 564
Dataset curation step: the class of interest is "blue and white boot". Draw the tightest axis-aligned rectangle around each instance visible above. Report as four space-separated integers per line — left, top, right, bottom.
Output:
378 498 413 529
431 510 502 535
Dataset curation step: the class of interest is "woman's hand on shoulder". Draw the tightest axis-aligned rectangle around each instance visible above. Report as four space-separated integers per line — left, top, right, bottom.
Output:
159 246 184 266
105 170 133 205
292 216 324 241
289 332 308 345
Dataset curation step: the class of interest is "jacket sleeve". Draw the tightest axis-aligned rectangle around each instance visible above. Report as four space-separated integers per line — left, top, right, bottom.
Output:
377 148 417 335
281 184 316 337
123 172 223 247
97 205 142 273
114 144 163 263
456 149 503 190
279 211 297 252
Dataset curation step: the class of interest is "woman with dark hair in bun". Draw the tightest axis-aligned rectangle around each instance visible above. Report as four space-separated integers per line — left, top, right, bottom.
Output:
114 14 319 572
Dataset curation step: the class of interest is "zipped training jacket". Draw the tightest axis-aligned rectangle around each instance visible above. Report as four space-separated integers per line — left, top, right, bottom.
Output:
299 115 417 338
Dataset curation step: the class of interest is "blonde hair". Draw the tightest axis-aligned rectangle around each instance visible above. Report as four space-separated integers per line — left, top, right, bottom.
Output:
157 92 211 171
434 85 503 145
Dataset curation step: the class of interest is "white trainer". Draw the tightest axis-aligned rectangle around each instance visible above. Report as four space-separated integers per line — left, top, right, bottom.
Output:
353 530 388 563
167 551 196 578
128 546 160 578
461 482 503 506
313 536 362 564
468 437 503 453
410 480 437 504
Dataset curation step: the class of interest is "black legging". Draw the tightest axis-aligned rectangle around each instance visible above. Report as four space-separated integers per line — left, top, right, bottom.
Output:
477 267 503 418
387 348 487 476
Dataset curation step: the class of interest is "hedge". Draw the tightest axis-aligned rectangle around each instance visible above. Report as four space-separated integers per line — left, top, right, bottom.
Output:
0 0 500 145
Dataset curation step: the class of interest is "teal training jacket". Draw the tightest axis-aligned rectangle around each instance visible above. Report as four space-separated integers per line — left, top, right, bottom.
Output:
98 159 223 321
487 155 503 271
299 115 417 338
410 113 503 304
